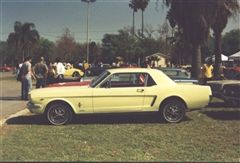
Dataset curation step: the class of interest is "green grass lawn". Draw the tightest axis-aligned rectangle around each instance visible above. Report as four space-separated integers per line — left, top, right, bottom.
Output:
1 107 239 162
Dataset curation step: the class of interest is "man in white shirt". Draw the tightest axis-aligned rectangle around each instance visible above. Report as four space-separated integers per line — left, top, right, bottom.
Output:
56 57 65 81
20 56 34 100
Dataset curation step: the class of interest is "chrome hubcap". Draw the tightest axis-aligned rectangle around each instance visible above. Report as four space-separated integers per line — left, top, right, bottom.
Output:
165 104 183 121
49 106 68 124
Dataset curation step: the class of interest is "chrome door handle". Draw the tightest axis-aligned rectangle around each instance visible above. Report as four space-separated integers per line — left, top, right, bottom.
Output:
137 89 144 93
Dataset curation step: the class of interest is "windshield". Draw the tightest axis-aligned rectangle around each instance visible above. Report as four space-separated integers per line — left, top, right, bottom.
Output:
90 70 110 88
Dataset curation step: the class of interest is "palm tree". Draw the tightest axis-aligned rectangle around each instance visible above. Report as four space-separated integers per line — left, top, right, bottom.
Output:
7 21 39 62
211 0 239 78
129 0 138 37
7 21 22 62
136 0 150 39
21 22 40 59
165 0 218 79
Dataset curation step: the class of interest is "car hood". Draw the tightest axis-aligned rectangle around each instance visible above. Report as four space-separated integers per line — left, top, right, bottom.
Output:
29 85 92 99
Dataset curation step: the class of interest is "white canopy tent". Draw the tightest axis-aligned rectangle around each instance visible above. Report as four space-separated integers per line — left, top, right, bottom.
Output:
211 54 229 62
229 51 240 61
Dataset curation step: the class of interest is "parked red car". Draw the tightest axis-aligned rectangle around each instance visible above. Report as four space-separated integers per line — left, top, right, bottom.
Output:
0 65 13 72
47 80 90 87
224 67 240 80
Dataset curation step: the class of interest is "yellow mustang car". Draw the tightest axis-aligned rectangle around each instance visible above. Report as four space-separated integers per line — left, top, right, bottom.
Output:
64 67 84 77
27 68 212 125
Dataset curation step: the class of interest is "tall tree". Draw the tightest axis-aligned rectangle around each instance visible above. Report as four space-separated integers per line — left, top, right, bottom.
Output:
102 27 138 64
55 28 77 62
211 0 239 78
0 41 12 65
129 0 138 36
35 38 56 63
7 21 40 62
136 0 150 39
165 0 218 79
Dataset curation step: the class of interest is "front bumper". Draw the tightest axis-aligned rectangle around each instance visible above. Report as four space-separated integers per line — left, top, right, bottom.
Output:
27 102 44 114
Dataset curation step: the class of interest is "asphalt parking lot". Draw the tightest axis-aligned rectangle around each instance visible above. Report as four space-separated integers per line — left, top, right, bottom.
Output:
0 72 28 121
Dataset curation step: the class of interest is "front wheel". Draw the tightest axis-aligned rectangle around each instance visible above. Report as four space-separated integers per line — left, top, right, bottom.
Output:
46 102 73 125
160 99 186 123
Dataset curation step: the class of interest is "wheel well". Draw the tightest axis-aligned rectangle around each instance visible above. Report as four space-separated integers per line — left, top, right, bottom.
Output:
44 100 74 115
72 71 80 77
159 96 187 110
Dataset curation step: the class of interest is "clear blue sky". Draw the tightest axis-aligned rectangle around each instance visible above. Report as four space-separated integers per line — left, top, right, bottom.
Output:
0 0 239 43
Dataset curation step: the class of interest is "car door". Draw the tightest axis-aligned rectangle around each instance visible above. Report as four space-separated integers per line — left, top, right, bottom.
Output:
92 73 146 113
142 74 159 111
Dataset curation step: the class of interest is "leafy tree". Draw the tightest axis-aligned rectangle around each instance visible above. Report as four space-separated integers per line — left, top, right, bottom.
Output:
35 38 56 63
165 0 218 79
169 28 192 66
211 0 239 77
157 21 173 54
55 28 77 62
102 27 137 64
0 41 13 66
7 21 40 62
71 43 86 66
222 29 240 56
89 41 102 64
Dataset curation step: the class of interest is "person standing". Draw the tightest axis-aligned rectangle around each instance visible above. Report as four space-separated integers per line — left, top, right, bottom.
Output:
202 58 214 84
55 57 65 81
33 57 48 88
83 60 89 76
46 62 57 84
20 56 34 100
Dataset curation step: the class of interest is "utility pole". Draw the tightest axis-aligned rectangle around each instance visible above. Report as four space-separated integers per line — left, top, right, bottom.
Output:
81 0 96 63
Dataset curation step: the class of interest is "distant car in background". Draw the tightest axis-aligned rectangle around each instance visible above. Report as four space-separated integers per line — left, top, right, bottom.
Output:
0 65 13 72
222 83 240 107
224 67 240 80
206 80 240 102
119 63 138 68
85 64 110 76
64 67 84 77
157 67 198 83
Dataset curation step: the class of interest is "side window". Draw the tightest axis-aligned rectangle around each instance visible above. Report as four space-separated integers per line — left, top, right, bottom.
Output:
100 73 147 88
146 74 156 86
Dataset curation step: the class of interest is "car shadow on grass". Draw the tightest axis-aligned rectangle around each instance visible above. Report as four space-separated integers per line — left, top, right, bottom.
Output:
202 102 240 121
6 112 192 125
201 110 240 121
6 115 48 125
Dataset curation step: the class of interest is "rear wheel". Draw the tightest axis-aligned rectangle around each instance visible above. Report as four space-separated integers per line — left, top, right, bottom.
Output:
46 102 73 125
160 99 186 123
72 71 80 77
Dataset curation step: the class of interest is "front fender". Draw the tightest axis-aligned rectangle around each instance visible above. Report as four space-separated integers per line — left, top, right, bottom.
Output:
43 98 77 114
